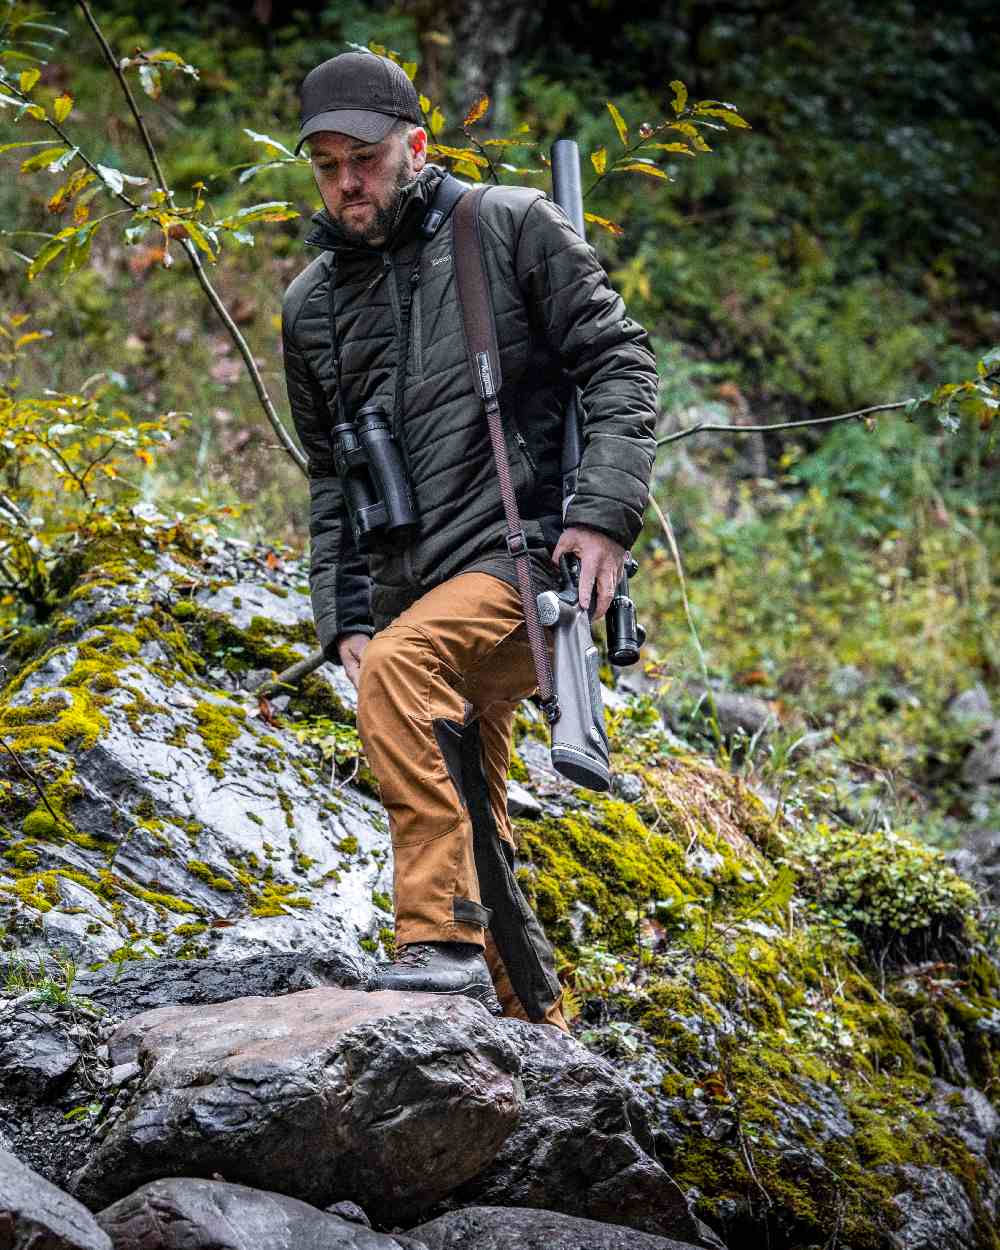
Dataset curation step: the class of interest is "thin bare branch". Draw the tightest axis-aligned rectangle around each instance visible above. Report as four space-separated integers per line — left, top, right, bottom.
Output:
0 493 32 530
75 0 307 476
657 401 908 448
0 732 74 833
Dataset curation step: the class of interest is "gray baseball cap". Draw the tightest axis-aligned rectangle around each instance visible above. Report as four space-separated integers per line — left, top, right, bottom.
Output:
297 52 422 153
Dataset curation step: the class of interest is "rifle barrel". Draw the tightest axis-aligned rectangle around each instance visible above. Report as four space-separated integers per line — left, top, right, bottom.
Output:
551 139 586 239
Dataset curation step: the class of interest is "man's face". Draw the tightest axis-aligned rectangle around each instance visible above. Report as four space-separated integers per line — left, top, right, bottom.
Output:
308 126 427 246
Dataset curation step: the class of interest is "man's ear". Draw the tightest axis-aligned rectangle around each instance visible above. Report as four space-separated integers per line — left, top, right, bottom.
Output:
410 126 428 172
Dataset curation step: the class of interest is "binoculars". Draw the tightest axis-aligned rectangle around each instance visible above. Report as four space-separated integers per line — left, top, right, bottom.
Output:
331 401 417 553
606 556 646 667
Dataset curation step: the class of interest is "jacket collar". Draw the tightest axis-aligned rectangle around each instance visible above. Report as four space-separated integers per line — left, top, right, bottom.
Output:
304 164 447 254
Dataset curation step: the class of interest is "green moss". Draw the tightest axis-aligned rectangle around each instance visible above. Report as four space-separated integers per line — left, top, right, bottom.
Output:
172 922 208 937
191 699 246 777
372 890 392 912
338 835 359 855
186 859 236 892
171 600 197 620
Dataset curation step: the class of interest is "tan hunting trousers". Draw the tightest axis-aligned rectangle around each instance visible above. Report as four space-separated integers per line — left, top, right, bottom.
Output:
356 572 566 1029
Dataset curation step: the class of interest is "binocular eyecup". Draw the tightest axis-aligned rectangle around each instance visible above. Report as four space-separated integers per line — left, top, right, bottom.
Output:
332 402 417 553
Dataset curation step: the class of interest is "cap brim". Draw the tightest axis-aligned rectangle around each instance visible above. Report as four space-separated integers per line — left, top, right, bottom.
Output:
296 109 397 153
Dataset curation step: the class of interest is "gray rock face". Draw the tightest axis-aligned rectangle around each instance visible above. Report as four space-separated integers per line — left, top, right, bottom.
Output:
72 988 523 1223
889 1164 975 1250
0 1005 79 1097
0 552 394 973
451 1021 723 1249
948 684 994 728
659 683 776 743
0 1148 111 1250
410 1205 703 1249
962 720 1000 787
96 1178 422 1250
70 947 373 1018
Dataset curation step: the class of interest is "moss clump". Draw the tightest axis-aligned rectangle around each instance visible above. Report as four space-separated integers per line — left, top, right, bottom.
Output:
171 600 197 620
191 699 246 777
338 835 359 855
372 890 392 912
187 860 236 892
791 822 978 961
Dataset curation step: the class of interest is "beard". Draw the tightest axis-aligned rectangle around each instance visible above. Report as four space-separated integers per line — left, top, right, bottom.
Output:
337 150 414 247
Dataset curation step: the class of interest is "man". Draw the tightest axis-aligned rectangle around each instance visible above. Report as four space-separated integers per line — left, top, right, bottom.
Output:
283 51 657 1030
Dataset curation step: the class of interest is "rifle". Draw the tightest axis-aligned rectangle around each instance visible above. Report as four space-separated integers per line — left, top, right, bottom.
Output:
537 140 645 791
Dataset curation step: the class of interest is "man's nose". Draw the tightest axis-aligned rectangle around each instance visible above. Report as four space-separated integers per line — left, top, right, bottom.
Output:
338 162 362 194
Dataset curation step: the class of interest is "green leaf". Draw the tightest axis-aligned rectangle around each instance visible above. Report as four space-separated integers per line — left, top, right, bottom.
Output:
138 64 162 99
63 222 100 276
48 146 78 173
606 101 628 146
669 80 688 115
0 140 55 155
452 159 482 182
590 147 607 175
237 160 288 184
27 228 75 280
219 201 300 226
243 129 296 159
19 146 67 173
697 106 751 128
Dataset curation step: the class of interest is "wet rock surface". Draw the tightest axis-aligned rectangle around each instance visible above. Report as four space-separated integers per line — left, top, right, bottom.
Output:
0 1148 111 1250
410 1205 703 1249
72 987 523 1223
450 1020 723 1249
96 1177 423 1250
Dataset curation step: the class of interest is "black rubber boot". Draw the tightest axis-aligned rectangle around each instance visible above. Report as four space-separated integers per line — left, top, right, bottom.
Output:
375 941 502 1015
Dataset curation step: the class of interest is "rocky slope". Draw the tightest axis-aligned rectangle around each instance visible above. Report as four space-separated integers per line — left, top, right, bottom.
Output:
1 532 998 1249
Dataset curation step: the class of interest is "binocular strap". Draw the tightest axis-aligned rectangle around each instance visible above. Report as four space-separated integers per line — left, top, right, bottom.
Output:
433 716 562 1023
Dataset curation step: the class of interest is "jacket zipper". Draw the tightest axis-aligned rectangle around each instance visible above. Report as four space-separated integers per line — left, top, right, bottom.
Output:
515 430 538 477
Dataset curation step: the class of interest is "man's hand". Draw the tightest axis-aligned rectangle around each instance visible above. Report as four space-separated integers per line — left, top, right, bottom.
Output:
551 525 626 622
337 633 370 690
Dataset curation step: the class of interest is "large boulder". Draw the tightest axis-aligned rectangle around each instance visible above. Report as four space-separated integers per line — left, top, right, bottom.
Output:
0 1148 111 1250
410 1205 703 1250
0 545 394 973
96 1177 423 1249
450 1021 723 1249
71 987 522 1224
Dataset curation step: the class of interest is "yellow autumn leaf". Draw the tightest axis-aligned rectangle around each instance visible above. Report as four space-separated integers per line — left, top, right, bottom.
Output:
617 162 671 180
428 144 488 166
430 107 445 137
670 80 688 115
53 93 73 123
583 211 624 237
135 449 154 467
402 62 417 81
19 69 40 93
419 93 431 113
606 102 628 146
452 159 482 182
463 94 489 128
590 147 607 175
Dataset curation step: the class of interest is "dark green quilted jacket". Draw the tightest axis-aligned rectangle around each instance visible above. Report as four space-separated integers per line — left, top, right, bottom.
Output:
282 164 658 659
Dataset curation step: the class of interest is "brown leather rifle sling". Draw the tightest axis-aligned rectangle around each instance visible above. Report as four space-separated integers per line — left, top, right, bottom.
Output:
452 186 560 724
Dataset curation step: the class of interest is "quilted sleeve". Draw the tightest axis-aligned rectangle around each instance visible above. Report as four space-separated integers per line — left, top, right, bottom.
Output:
513 195 658 548
282 314 373 661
